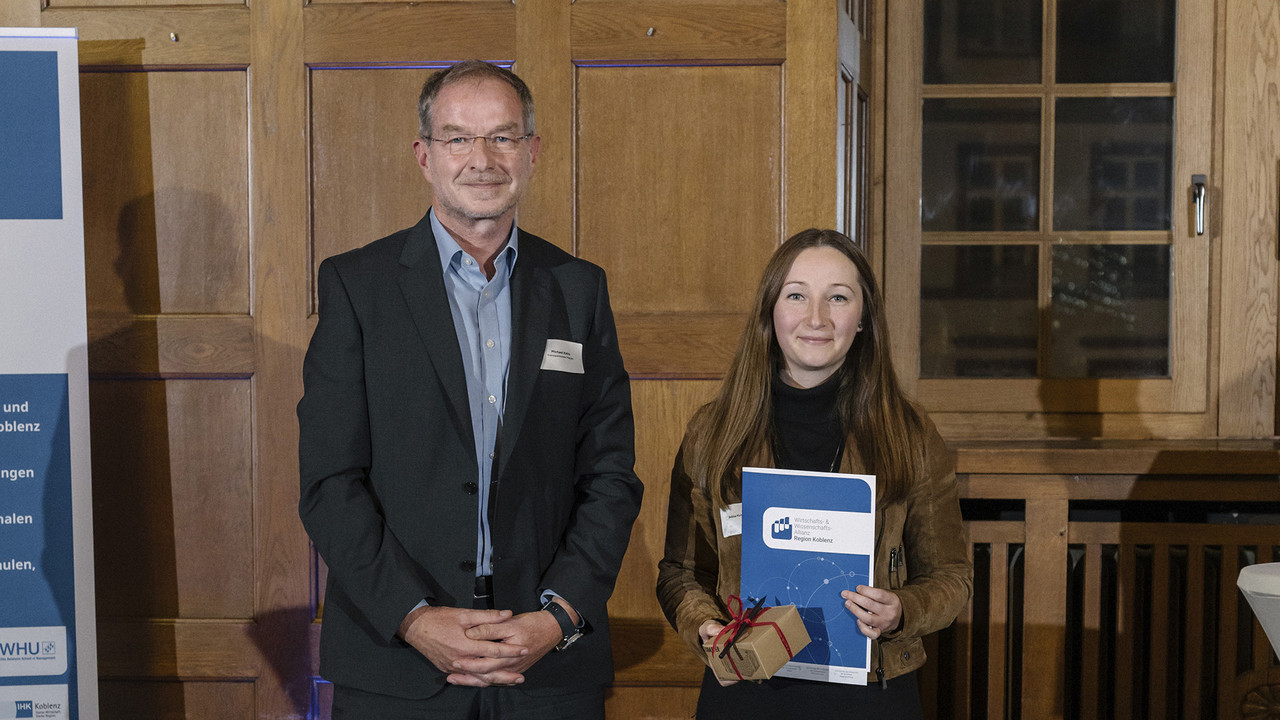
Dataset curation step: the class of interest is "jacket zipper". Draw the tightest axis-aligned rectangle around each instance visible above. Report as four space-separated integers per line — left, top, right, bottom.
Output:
875 547 899 687
877 643 886 689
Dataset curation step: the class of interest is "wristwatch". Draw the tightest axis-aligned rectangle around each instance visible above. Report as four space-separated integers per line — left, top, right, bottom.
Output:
542 600 583 651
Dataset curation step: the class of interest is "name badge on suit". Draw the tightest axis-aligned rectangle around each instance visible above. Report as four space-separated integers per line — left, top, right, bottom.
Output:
540 339 584 374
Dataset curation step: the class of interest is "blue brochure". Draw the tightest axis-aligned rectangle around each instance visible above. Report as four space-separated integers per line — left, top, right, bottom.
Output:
740 467 876 685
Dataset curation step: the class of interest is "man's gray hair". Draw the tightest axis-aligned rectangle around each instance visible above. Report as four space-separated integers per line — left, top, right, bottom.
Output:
417 60 536 139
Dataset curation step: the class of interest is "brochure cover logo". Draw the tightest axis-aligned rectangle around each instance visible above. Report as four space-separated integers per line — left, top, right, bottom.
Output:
0 628 66 677
761 507 873 552
0 686 67 719
770 516 792 540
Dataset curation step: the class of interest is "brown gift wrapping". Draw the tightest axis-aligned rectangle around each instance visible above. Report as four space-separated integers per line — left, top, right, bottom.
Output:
703 597 812 682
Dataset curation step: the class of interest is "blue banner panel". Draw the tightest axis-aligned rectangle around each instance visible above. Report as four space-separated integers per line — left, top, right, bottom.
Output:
0 51 62 220
0 375 76 719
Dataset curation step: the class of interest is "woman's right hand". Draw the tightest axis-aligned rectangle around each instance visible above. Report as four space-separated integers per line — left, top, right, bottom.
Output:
698 620 739 686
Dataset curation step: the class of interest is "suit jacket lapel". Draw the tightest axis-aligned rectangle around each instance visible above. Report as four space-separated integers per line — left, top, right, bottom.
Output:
498 238 551 479
397 216 475 452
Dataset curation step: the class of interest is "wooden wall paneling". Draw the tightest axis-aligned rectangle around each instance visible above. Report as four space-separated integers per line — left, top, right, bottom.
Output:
614 312 748 379
570 1 785 63
949 539 976 717
99 679 254 719
309 66 434 301
81 70 249 316
251 0 313 715
68 0 267 704
88 379 253 619
1080 542 1102 720
514 0 572 249
987 541 1009 720
303 4 515 65
308 0 510 4
95 620 259 677
1251 545 1276 674
882 0 923 398
1181 543 1205 720
603 686 701 720
955 443 1280 478
574 64 782 378
609 378 717 687
1219 0 1280 436
934 411 1212 441
784 0 839 234
575 64 781 313
86 316 255 377
1022 493 1067 720
921 377 1191 415
51 0 241 6
1148 545 1171 718
866 0 888 275
46 7 249 66
1216 543 1240 718
0 0 39 26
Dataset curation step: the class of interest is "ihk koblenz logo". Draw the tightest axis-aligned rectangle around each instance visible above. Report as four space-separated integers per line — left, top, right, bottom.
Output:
0 686 67 720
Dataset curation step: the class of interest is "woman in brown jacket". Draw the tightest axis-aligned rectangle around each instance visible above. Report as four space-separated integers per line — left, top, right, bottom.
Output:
656 228 972 718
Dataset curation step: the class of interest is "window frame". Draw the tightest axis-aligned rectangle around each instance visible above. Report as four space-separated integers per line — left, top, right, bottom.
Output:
884 0 1212 424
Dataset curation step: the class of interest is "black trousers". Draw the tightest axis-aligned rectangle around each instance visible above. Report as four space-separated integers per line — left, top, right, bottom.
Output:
694 666 923 720
332 682 605 720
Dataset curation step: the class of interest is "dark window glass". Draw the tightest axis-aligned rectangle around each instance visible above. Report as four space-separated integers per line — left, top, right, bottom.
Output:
923 98 1041 232
1054 97 1173 231
922 244 1039 377
924 0 1042 84
1057 0 1176 83
1049 244 1170 378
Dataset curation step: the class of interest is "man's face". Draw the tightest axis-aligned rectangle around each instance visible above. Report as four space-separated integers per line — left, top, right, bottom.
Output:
413 77 540 230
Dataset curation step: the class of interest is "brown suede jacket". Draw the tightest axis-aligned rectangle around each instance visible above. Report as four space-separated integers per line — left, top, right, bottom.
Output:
656 404 973 683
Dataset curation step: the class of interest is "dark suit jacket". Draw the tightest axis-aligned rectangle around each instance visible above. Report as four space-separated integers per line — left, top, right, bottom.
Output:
297 213 643 698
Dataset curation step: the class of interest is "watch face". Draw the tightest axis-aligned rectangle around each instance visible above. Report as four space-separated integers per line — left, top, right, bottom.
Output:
556 631 582 651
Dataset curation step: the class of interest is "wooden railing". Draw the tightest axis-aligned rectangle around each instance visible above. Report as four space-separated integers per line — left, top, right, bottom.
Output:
921 443 1280 720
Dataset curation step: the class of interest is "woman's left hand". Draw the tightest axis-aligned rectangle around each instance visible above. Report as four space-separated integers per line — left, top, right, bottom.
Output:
841 586 902 640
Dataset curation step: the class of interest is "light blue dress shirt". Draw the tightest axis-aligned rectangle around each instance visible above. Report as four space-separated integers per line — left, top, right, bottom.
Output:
430 209 516 578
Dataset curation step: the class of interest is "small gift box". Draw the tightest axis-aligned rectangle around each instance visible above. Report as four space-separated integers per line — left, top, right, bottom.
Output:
703 596 811 682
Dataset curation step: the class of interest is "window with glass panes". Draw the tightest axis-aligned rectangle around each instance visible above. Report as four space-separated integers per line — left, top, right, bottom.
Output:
918 0 1197 387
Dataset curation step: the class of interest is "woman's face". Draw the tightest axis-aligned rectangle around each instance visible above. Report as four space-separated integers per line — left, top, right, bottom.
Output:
772 246 864 388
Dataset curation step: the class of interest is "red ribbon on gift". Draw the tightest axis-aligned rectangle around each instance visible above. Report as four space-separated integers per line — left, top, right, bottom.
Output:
710 595 797 681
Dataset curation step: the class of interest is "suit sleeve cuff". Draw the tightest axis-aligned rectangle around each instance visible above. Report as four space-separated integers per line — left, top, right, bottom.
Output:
539 589 586 628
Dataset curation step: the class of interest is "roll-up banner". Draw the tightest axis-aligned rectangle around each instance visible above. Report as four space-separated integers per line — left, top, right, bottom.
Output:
0 27 99 720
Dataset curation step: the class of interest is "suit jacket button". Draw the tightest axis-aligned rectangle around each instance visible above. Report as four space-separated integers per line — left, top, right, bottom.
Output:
463 482 478 495
460 560 476 572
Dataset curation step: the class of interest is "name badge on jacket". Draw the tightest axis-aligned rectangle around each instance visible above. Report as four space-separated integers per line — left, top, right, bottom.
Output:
540 339 584 374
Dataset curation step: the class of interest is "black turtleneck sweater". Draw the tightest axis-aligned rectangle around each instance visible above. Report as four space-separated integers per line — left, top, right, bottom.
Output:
770 373 844 473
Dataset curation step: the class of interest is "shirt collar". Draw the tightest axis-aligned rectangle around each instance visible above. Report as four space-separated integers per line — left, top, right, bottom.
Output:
429 208 519 279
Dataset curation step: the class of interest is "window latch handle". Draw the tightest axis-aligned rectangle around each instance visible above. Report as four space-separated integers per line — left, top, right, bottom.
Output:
1192 174 1208 236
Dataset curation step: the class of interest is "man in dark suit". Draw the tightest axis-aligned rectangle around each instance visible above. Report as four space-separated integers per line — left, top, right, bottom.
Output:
297 60 643 718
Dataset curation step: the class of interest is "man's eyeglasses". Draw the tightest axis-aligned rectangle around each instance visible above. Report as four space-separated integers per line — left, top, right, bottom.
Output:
422 134 533 156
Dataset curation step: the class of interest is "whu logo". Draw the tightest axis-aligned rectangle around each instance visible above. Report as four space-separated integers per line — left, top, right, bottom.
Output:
0 640 54 658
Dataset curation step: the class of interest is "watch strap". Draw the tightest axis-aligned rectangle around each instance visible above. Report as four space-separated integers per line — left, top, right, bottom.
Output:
542 600 582 650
